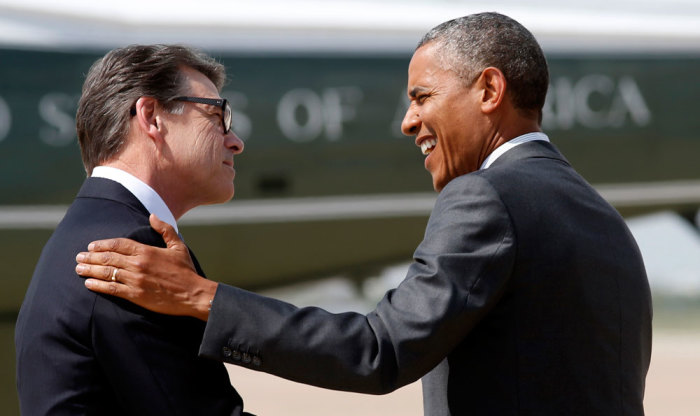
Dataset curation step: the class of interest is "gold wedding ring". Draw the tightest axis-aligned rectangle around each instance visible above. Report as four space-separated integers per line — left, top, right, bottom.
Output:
111 267 118 282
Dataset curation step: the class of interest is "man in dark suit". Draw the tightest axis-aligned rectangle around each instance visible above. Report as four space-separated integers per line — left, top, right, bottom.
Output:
76 13 653 415
15 44 251 415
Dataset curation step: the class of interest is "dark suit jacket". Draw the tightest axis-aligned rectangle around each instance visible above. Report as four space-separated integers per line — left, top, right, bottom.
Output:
16 177 248 415
199 141 652 415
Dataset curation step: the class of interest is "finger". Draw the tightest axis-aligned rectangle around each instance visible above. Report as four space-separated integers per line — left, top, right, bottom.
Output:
76 250 129 269
149 213 183 249
75 263 131 284
87 237 142 255
84 278 133 300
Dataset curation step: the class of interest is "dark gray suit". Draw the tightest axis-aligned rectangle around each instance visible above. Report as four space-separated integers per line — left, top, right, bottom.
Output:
200 141 652 415
16 177 248 415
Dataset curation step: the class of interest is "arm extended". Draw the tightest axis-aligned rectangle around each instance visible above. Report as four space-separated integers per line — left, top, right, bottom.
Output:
77 176 516 394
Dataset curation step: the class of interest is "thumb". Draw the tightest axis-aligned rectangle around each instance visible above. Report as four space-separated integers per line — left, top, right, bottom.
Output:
149 213 182 249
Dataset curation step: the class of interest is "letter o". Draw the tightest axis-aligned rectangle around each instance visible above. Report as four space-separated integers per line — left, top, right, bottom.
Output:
277 89 323 142
0 96 11 142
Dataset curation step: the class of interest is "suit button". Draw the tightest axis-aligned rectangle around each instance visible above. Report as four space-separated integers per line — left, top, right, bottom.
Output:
242 352 252 364
222 347 232 358
232 350 241 361
252 356 262 366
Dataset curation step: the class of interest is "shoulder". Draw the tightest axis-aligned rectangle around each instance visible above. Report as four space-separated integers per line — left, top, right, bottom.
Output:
123 225 167 249
420 173 514 254
432 173 506 221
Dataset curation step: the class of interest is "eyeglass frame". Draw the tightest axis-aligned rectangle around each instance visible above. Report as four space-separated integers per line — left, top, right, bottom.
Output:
172 96 232 134
129 96 232 134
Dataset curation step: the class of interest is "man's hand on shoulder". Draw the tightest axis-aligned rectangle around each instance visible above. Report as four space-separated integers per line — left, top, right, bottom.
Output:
75 214 218 321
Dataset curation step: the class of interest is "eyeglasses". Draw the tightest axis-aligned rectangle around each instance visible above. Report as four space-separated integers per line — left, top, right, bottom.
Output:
173 96 232 134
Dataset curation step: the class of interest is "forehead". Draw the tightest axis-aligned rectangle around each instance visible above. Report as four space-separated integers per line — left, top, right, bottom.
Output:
179 66 219 97
406 45 461 91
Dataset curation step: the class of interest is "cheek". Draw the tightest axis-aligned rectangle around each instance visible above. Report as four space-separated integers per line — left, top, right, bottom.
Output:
436 123 458 166
191 134 218 162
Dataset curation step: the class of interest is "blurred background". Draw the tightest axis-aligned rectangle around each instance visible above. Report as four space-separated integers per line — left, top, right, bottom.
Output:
1 0 699 414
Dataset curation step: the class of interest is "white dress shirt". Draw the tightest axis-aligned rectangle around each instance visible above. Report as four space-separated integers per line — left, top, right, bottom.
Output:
480 132 550 170
91 166 179 235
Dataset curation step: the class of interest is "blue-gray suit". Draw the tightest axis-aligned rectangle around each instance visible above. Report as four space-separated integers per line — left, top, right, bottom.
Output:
199 141 652 415
16 178 248 415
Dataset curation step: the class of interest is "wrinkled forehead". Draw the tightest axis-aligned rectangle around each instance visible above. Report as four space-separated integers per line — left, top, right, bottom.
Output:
408 44 440 75
179 65 220 97
407 44 464 87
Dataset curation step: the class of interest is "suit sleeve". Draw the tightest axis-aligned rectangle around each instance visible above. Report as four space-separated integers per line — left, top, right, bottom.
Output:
200 174 517 394
91 226 243 415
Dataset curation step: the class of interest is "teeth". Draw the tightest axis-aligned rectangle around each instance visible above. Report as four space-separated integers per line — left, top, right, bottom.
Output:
420 139 437 155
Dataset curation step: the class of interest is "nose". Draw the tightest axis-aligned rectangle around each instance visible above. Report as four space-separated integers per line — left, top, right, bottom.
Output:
225 131 245 154
401 105 420 136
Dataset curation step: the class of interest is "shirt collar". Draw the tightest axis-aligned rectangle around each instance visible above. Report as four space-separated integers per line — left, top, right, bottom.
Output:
480 132 550 170
91 166 179 234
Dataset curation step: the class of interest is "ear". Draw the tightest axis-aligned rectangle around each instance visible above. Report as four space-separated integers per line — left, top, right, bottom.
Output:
133 96 164 143
477 67 507 114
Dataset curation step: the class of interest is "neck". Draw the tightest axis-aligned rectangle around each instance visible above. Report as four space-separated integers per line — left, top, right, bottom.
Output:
483 112 542 160
101 149 189 221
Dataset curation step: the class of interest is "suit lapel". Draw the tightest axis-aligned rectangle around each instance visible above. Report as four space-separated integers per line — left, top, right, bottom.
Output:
188 247 207 278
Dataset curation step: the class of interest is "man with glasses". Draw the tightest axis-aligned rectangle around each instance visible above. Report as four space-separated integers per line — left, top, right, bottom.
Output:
15 44 250 415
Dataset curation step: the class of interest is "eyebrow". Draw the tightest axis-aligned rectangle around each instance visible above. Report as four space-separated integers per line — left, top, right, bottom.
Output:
408 86 430 98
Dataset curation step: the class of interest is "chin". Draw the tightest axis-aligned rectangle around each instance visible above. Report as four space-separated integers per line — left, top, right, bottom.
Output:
222 189 235 203
431 174 446 192
210 186 236 204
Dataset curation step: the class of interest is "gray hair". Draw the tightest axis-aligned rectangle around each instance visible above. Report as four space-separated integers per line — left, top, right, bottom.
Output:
76 44 226 175
418 12 549 120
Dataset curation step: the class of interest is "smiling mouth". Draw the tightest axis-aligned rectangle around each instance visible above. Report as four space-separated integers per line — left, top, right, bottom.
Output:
420 139 437 155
